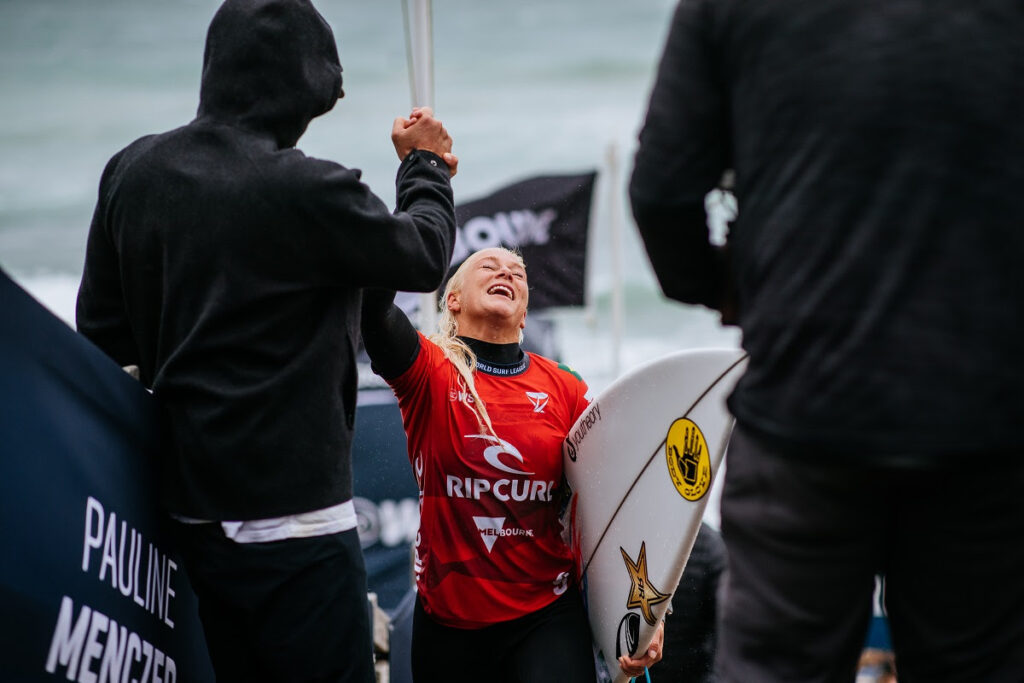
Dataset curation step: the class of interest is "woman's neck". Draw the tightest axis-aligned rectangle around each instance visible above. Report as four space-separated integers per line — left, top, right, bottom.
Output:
452 314 523 345
459 336 522 365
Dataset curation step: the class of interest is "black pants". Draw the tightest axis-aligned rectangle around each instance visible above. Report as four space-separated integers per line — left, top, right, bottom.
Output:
173 523 375 683
717 427 1024 683
412 586 597 683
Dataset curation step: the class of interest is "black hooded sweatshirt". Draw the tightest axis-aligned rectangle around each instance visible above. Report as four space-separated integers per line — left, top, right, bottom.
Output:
76 0 456 520
630 0 1024 463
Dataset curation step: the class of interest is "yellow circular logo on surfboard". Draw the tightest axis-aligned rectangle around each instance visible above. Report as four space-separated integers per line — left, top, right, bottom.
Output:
665 418 711 501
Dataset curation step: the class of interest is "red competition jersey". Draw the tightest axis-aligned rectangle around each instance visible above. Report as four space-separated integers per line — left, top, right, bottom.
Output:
389 333 590 628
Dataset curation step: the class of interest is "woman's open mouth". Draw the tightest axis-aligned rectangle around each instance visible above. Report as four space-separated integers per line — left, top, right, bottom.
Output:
487 284 514 300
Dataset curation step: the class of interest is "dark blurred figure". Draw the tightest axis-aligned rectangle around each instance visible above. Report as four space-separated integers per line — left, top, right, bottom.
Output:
650 522 726 683
630 1 1024 682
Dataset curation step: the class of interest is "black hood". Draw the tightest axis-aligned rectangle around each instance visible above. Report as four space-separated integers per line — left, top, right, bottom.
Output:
197 0 343 148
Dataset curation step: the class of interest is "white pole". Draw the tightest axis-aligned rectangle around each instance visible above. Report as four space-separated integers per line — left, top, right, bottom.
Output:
409 0 434 109
403 0 439 332
606 143 624 379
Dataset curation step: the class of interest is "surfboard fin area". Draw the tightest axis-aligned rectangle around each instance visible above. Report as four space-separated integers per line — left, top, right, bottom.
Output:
562 349 748 681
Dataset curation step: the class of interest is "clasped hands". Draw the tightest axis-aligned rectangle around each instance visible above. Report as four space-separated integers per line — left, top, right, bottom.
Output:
391 107 459 176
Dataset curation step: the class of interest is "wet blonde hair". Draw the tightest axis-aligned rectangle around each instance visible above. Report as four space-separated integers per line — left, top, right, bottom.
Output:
428 247 527 436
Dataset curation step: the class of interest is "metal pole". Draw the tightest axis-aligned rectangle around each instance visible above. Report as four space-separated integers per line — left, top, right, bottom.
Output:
403 0 439 331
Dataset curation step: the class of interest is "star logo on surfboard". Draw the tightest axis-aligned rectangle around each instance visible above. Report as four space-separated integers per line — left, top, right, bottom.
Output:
620 541 670 625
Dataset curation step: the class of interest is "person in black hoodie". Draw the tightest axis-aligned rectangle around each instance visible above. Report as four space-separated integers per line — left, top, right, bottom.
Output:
76 0 457 680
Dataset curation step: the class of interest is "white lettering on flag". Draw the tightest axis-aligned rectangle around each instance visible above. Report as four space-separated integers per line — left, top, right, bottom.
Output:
453 209 556 263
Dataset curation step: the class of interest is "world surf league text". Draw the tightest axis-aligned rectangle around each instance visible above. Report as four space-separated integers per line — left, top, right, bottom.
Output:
45 496 180 682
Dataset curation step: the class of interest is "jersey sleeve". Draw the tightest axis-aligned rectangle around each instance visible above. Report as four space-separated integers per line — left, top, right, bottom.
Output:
555 361 592 427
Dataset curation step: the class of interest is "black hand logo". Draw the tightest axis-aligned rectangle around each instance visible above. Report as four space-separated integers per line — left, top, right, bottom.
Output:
670 425 703 486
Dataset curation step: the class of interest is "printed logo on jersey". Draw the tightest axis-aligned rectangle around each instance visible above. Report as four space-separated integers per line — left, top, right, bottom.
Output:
448 388 475 403
616 612 641 657
620 541 670 625
414 453 424 488
525 391 549 413
665 417 712 501
473 516 535 553
447 435 556 503
553 570 570 596
466 434 534 475
447 476 556 503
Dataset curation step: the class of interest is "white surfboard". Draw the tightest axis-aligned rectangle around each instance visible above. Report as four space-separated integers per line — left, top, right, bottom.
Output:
562 349 748 681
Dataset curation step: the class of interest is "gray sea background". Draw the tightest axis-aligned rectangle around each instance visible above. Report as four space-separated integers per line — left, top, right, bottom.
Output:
0 0 741 396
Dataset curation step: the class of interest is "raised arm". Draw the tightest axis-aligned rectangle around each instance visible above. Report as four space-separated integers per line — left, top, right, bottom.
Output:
360 288 421 381
286 109 458 294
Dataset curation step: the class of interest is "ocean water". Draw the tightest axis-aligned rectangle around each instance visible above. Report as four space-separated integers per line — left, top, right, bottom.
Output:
0 0 741 395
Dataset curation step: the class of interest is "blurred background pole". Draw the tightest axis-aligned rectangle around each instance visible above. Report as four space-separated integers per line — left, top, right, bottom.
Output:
403 0 434 110
403 0 439 332
606 143 624 379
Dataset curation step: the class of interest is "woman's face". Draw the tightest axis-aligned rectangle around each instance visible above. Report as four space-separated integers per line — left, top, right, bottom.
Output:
448 248 529 339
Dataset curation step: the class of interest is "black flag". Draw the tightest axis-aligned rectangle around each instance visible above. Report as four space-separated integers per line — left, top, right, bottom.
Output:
452 171 597 309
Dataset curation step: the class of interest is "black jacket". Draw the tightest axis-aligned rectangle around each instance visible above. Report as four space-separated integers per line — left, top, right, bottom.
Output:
76 0 456 519
631 0 1024 462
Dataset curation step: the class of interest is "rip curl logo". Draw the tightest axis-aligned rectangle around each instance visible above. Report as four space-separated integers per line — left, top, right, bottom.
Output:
525 391 549 413
466 434 534 475
665 418 712 501
620 541 670 625
473 516 534 553
413 453 424 487
449 435 555 503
